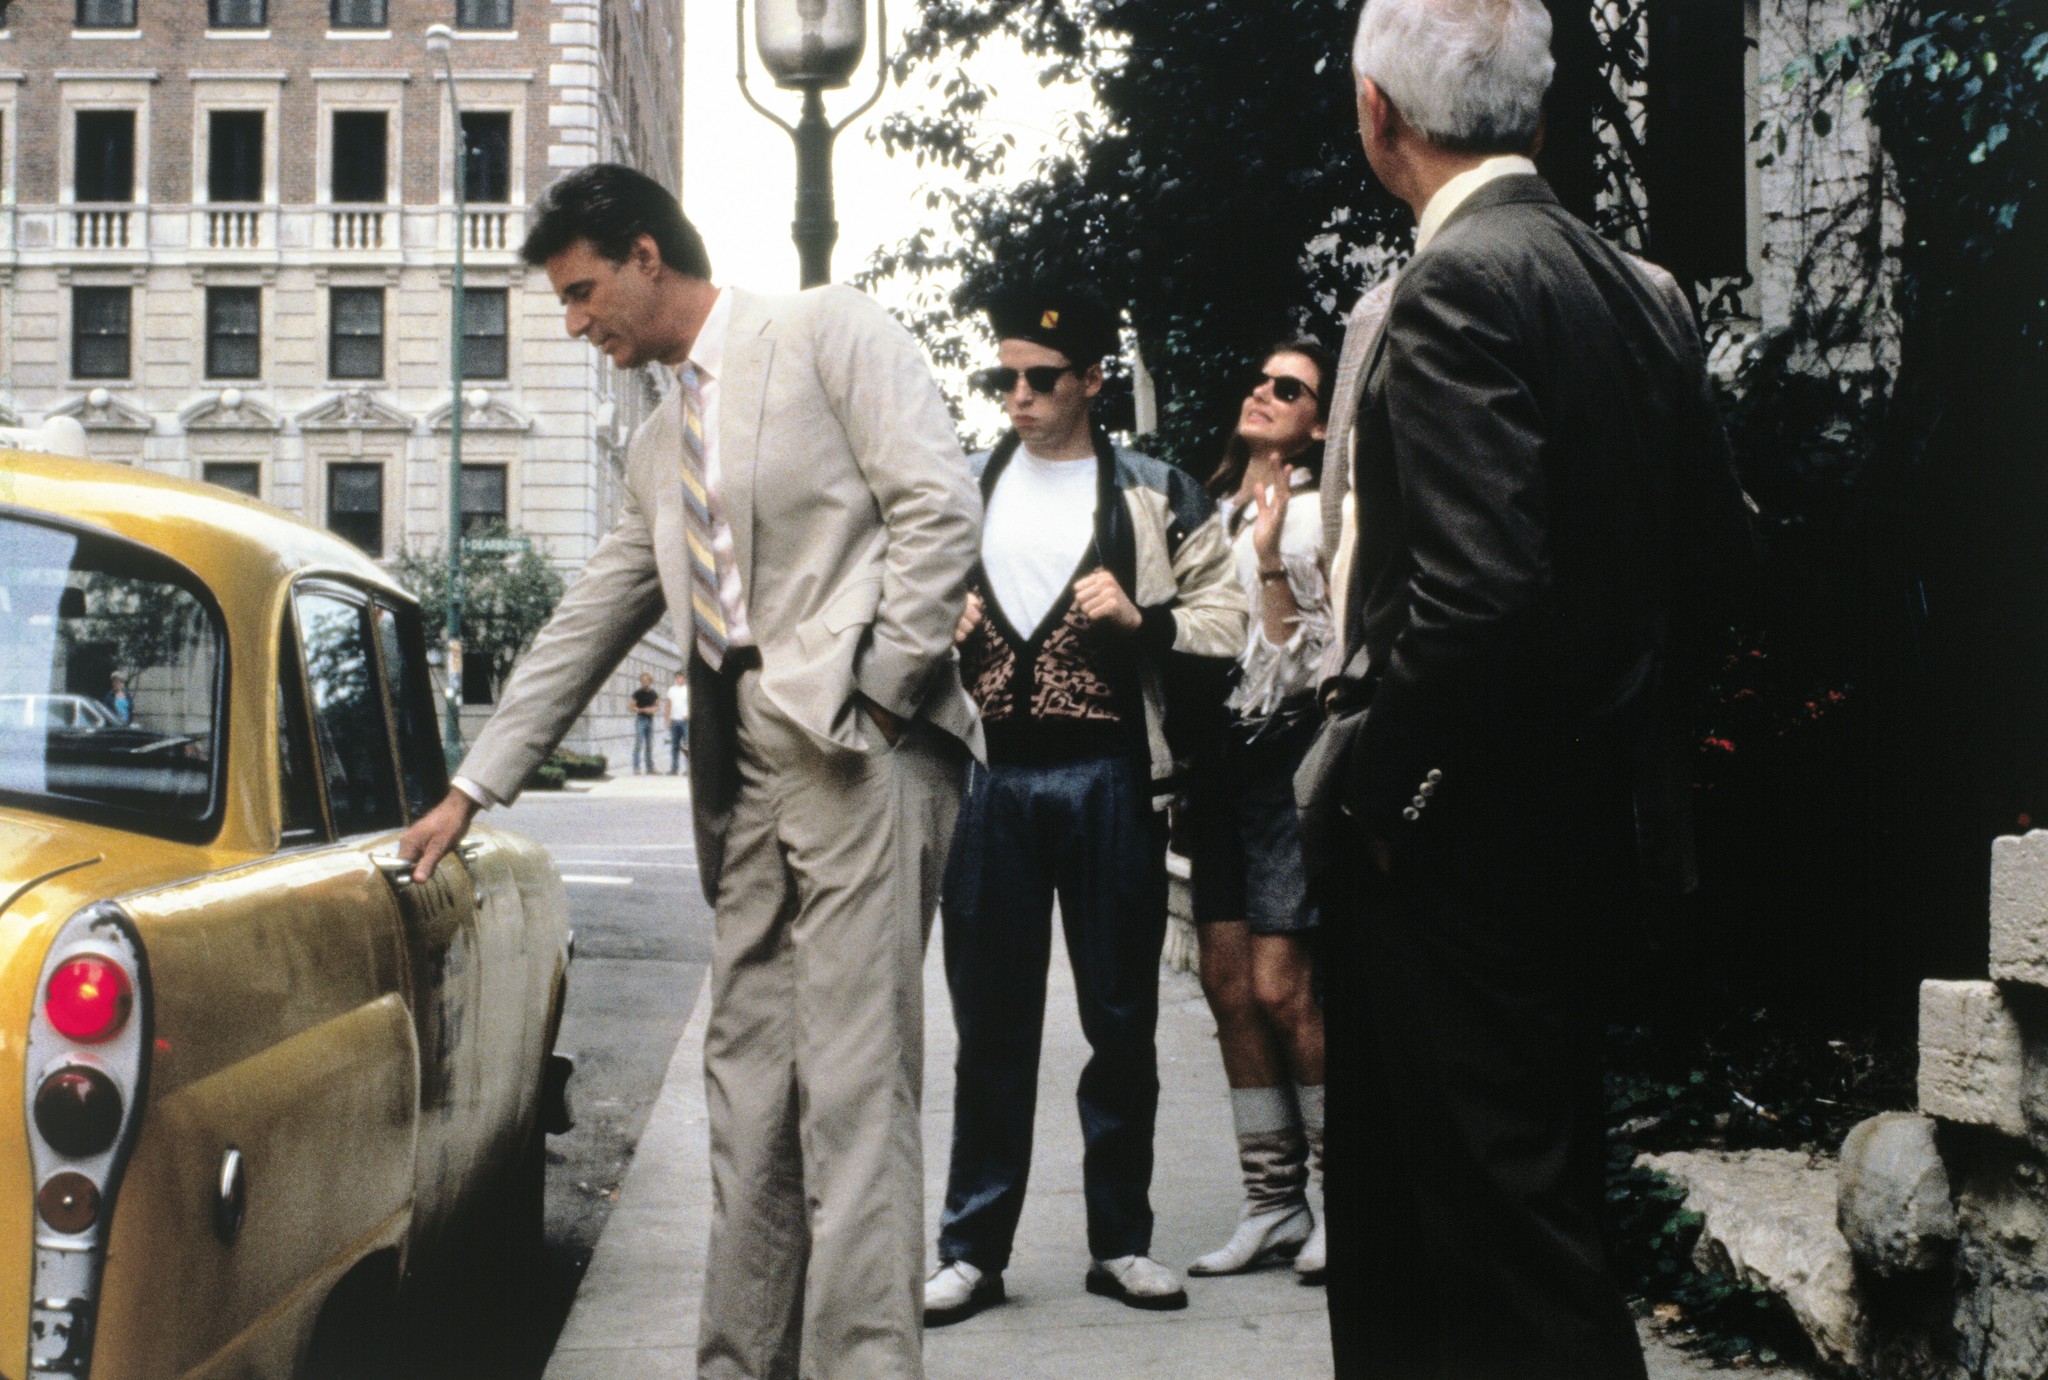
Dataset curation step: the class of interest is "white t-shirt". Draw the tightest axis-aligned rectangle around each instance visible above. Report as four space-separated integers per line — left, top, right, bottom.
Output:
665 684 689 719
982 446 1098 637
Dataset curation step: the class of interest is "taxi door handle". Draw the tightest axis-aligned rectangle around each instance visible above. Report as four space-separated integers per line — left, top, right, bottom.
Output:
372 853 415 887
456 840 485 861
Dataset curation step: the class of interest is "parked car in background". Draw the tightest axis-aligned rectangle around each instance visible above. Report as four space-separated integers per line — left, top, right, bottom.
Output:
0 437 573 1379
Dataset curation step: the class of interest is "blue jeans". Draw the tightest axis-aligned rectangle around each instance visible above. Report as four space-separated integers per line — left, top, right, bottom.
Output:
632 714 655 772
936 752 1169 1270
669 720 689 772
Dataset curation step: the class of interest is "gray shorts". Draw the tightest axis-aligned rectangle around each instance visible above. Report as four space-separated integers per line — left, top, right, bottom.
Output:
1188 712 1320 934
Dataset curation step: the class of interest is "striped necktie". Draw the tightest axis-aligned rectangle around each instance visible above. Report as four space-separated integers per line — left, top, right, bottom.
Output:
678 365 730 670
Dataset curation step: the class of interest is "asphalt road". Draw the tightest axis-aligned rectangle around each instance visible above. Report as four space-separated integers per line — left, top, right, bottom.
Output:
419 778 712 1380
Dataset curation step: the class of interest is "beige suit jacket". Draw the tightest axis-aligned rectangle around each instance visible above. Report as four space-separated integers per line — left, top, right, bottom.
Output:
460 283 983 894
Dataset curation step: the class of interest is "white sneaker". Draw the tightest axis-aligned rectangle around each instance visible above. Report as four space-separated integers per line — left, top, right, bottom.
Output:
1294 1212 1327 1282
1085 1254 1188 1311
1188 1203 1313 1276
923 1260 1003 1326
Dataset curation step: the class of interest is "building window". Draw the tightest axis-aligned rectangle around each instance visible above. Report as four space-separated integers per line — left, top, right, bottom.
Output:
71 287 131 379
327 464 384 555
460 111 512 203
203 462 260 498
207 111 264 202
206 287 261 379
331 0 386 27
456 0 512 30
331 111 388 204
460 464 507 536
74 111 136 203
210 0 264 27
1645 2 1750 283
329 288 385 379
462 288 507 379
76 0 136 28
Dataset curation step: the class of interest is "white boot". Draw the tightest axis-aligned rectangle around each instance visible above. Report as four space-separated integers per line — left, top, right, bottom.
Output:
1294 1083 1327 1282
1190 1087 1310 1276
1189 1202 1313 1275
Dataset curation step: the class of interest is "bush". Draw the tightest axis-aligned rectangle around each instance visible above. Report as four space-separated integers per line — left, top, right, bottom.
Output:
525 762 567 792
551 750 608 780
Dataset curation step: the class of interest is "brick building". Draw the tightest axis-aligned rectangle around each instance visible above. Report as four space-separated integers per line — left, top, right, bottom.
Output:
0 0 685 761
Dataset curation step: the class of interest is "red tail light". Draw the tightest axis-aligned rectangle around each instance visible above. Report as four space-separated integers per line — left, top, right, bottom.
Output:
46 957 132 1044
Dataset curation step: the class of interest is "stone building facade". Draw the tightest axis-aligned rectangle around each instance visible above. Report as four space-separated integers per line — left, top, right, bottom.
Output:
0 0 685 764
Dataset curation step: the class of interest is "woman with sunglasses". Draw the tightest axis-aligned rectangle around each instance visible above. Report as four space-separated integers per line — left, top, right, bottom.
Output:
1185 338 1338 1283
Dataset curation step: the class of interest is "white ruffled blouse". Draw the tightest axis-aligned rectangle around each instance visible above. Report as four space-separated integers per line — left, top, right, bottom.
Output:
1219 468 1331 727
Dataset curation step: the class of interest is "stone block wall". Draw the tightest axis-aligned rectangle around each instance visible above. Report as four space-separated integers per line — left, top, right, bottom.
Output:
1836 829 2048 1378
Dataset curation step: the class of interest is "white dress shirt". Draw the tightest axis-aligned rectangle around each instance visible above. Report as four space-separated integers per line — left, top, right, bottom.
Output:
1414 154 1538 254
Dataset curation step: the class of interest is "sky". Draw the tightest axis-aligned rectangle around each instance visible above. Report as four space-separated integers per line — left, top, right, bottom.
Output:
681 4 1088 435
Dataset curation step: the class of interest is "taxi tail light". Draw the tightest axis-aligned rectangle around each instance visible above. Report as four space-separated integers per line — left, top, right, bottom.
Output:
34 1067 124 1158
45 956 134 1044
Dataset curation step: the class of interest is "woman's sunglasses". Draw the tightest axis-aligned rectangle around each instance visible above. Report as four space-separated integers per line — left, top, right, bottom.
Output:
1255 372 1319 406
976 364 1080 396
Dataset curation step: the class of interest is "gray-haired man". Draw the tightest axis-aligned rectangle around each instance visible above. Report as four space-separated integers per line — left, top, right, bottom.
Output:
1308 1 1754 1376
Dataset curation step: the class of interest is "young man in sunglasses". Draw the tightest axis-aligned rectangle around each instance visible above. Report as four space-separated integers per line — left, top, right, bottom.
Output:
924 286 1245 1324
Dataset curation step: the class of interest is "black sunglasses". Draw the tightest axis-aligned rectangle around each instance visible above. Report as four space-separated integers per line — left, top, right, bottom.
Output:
1257 372 1320 405
977 364 1080 395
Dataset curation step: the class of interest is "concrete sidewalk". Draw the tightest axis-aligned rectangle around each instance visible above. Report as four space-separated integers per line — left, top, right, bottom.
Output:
543 919 1802 1379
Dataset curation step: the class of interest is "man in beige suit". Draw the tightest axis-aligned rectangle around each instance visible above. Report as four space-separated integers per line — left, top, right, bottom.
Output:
399 164 982 1380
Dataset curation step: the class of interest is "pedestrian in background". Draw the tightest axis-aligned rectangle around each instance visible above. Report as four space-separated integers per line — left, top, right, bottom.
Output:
664 669 690 773
1184 340 1335 1284
630 670 660 774
102 672 132 726
924 286 1244 1327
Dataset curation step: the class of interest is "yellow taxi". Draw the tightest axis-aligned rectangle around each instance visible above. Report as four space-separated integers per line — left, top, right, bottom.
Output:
0 432 572 1379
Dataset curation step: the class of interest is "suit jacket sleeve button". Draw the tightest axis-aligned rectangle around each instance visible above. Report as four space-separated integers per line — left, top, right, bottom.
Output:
1402 806 1421 822
1419 781 1436 798
1425 769 1443 783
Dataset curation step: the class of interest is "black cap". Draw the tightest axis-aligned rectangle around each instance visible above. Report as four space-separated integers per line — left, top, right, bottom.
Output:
984 285 1119 366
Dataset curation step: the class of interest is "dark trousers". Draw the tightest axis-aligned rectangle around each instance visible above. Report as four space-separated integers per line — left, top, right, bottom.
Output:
937 752 1169 1270
1324 774 1648 1380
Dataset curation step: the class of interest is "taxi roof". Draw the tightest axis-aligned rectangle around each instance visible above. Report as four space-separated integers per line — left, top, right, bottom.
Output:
0 450 409 605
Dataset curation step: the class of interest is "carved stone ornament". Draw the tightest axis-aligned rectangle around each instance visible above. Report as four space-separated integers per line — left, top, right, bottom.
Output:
295 389 415 433
180 388 283 433
427 389 533 434
50 389 155 433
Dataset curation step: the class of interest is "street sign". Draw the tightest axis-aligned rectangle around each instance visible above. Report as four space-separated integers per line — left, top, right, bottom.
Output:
464 536 528 554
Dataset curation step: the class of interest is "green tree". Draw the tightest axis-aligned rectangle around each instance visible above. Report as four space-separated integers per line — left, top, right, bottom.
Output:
865 0 1407 465
390 525 565 702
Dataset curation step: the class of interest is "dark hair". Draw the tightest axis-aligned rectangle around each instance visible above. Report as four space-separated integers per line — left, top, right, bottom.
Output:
1205 337 1337 499
520 163 712 279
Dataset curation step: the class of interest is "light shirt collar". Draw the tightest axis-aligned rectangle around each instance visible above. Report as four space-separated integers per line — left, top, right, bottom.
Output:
683 287 731 384
1414 154 1538 253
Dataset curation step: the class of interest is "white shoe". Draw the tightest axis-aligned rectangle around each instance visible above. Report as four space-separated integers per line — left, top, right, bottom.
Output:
1187 1203 1313 1276
923 1260 1003 1326
1085 1254 1188 1311
1293 1212 1327 1282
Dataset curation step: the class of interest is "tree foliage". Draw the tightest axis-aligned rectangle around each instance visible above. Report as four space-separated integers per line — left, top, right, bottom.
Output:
865 0 1404 464
389 526 565 699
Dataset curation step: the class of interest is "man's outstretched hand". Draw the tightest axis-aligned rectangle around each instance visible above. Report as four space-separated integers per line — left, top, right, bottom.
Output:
398 789 482 883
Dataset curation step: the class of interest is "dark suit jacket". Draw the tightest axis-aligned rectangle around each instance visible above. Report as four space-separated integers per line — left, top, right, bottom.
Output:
1341 175 1752 887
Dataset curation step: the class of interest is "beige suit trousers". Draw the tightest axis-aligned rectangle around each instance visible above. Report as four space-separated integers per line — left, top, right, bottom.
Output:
696 668 965 1380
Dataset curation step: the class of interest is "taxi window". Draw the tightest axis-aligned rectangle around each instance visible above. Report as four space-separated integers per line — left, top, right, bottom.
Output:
371 601 447 819
0 513 224 837
294 588 403 837
275 612 326 844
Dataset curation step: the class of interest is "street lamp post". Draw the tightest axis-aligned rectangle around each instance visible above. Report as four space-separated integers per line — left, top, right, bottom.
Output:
736 0 888 287
426 23 468 765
